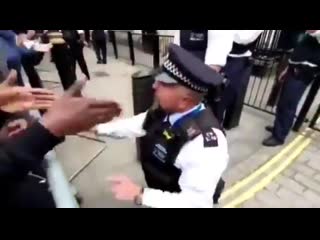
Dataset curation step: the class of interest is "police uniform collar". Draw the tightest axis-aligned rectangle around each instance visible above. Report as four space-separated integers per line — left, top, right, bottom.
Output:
166 103 205 126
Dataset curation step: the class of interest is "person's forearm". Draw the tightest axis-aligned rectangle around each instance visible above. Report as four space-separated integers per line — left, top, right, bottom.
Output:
96 112 147 139
1 121 64 179
141 188 211 208
209 65 222 73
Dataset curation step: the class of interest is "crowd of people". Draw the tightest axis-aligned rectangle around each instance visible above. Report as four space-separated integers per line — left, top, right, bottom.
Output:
0 30 319 208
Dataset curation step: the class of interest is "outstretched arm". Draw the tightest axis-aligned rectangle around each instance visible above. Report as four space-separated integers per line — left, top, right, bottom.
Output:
96 112 148 139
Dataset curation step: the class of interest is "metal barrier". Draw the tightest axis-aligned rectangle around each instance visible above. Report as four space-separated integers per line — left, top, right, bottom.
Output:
244 30 285 114
108 30 174 68
309 104 320 131
109 30 320 131
21 68 79 208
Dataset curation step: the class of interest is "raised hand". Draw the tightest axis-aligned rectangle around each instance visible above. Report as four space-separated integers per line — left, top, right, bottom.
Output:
0 70 56 113
41 78 122 137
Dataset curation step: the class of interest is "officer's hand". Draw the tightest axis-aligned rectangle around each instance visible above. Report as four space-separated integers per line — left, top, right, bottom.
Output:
26 30 36 40
209 65 222 73
7 118 29 137
41 79 122 137
108 175 142 201
0 70 56 113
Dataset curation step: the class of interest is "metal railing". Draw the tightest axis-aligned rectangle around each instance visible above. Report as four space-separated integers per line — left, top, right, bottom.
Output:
244 30 285 114
309 104 320 131
108 30 320 131
108 30 174 68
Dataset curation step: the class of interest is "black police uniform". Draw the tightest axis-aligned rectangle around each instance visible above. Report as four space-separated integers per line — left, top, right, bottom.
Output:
92 30 107 64
44 30 77 90
216 33 262 126
97 44 228 207
268 33 320 144
62 30 90 80
179 30 208 61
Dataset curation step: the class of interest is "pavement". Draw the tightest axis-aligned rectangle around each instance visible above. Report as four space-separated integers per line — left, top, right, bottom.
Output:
240 132 320 208
32 45 320 208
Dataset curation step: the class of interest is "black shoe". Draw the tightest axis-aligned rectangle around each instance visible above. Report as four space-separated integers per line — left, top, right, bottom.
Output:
97 60 102 64
265 126 274 132
262 136 284 147
102 60 107 64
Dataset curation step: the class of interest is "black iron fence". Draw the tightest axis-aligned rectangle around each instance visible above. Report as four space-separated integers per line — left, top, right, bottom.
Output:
108 30 320 131
108 30 174 68
309 104 320 131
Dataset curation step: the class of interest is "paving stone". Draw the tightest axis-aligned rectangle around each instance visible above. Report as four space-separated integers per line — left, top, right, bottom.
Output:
294 173 320 194
276 176 306 195
303 190 320 207
307 159 320 172
265 181 280 192
283 168 297 178
291 163 316 177
314 174 320 183
276 187 311 208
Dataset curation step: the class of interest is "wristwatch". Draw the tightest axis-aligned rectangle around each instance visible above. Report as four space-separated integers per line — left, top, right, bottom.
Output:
134 188 144 206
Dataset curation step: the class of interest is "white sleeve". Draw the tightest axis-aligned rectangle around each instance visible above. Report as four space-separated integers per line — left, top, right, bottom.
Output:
22 40 35 49
173 30 180 45
96 112 148 139
142 129 229 208
204 30 236 67
235 30 264 45
77 30 84 34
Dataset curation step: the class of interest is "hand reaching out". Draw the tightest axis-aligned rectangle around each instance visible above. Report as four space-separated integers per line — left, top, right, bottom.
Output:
0 70 56 113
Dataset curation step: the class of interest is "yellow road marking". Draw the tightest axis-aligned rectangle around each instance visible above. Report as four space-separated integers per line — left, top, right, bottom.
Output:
223 137 312 208
221 133 308 201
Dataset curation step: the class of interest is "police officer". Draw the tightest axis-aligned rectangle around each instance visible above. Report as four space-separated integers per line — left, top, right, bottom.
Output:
216 30 263 125
173 30 234 72
263 30 320 146
43 30 77 90
63 30 91 80
92 30 108 64
96 44 229 208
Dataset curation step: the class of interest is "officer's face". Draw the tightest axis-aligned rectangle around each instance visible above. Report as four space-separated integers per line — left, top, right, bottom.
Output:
153 81 188 112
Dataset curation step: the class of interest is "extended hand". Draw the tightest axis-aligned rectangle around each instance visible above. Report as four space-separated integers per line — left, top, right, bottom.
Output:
108 175 142 201
41 77 122 137
0 70 56 113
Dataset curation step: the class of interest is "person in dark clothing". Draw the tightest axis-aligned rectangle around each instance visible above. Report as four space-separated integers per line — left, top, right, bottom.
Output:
215 30 263 127
263 30 320 146
84 30 91 47
43 30 77 90
0 76 122 208
92 30 107 64
63 30 91 80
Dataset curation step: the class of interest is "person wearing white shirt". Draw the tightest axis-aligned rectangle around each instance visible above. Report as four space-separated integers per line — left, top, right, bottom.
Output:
216 30 264 127
96 44 229 208
173 30 235 73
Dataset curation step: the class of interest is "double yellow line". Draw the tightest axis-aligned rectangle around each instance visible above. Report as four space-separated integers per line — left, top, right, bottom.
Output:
221 129 314 208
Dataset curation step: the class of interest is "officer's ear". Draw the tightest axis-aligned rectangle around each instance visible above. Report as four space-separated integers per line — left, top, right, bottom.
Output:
185 89 204 104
